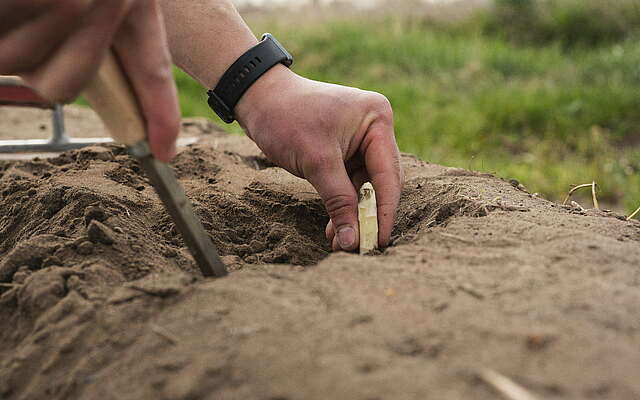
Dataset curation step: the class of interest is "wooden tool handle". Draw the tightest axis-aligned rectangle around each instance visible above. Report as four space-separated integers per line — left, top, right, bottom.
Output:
83 52 147 146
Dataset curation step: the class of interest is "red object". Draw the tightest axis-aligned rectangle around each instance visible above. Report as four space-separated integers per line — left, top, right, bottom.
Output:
0 78 53 109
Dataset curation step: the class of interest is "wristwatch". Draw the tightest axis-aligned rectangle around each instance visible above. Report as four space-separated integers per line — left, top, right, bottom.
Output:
207 33 293 123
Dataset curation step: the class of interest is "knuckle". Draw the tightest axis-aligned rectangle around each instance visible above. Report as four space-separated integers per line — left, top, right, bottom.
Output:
366 92 394 122
138 62 174 88
375 93 392 110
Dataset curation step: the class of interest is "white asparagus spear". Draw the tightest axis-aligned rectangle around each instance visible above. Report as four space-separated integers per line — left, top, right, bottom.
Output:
358 182 378 255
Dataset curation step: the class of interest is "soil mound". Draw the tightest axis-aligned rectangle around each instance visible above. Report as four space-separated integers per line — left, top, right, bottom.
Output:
1 109 640 399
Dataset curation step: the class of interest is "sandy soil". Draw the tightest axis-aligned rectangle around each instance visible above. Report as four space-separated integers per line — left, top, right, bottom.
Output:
1 107 640 399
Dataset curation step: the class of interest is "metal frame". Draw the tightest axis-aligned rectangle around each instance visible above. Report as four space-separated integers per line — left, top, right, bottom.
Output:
0 76 112 153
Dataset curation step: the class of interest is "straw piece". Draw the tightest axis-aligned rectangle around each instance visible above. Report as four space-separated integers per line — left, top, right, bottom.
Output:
479 369 540 400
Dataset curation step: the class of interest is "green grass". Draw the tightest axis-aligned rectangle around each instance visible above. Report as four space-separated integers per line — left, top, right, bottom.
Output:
172 1 640 213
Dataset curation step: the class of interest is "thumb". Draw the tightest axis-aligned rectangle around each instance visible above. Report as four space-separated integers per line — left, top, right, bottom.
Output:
306 159 359 251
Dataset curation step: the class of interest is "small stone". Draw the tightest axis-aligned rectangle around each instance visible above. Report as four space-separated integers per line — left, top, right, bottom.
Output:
87 221 115 245
84 205 107 225
76 241 93 255
526 333 555 350
135 185 145 191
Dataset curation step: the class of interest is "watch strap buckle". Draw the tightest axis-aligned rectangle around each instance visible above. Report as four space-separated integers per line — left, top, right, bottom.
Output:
207 90 234 123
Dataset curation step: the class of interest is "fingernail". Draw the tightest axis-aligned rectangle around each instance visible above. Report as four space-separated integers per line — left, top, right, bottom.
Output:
337 226 356 249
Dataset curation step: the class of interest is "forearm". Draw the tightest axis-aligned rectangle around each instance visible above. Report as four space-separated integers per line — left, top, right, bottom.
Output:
159 0 258 88
159 0 296 129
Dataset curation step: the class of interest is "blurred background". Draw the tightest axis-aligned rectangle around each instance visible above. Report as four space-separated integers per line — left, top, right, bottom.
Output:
174 0 640 213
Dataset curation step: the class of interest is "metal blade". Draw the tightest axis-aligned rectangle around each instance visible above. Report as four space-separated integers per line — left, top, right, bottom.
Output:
129 141 227 277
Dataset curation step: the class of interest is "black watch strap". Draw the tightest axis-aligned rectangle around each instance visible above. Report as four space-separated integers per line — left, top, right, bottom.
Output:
207 33 293 123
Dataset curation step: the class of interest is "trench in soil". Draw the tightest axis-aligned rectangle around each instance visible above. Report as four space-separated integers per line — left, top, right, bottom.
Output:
0 145 496 288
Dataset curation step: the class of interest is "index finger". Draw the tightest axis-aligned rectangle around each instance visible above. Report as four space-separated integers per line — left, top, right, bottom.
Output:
362 119 403 247
113 0 180 162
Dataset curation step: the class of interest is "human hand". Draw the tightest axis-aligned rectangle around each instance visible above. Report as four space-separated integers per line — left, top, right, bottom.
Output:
236 65 403 252
0 0 180 162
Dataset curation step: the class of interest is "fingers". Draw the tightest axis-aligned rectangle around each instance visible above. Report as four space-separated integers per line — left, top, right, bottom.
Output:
19 0 132 103
113 0 180 162
9 0 180 161
361 118 403 247
0 3 85 74
307 154 360 252
325 166 369 245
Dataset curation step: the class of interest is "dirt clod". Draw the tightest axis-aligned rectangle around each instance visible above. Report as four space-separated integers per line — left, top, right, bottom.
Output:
83 204 107 225
87 220 115 245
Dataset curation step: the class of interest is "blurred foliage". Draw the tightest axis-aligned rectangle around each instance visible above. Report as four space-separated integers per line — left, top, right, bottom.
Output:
172 0 640 212
479 0 640 48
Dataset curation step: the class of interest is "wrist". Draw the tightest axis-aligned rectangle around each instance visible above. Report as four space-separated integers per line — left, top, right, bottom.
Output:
235 63 297 133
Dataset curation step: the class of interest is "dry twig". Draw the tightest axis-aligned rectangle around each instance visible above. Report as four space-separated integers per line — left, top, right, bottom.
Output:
562 182 599 209
478 369 539 400
628 205 640 221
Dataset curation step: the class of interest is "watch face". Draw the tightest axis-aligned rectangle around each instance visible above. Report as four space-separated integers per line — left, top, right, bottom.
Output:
263 33 294 67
